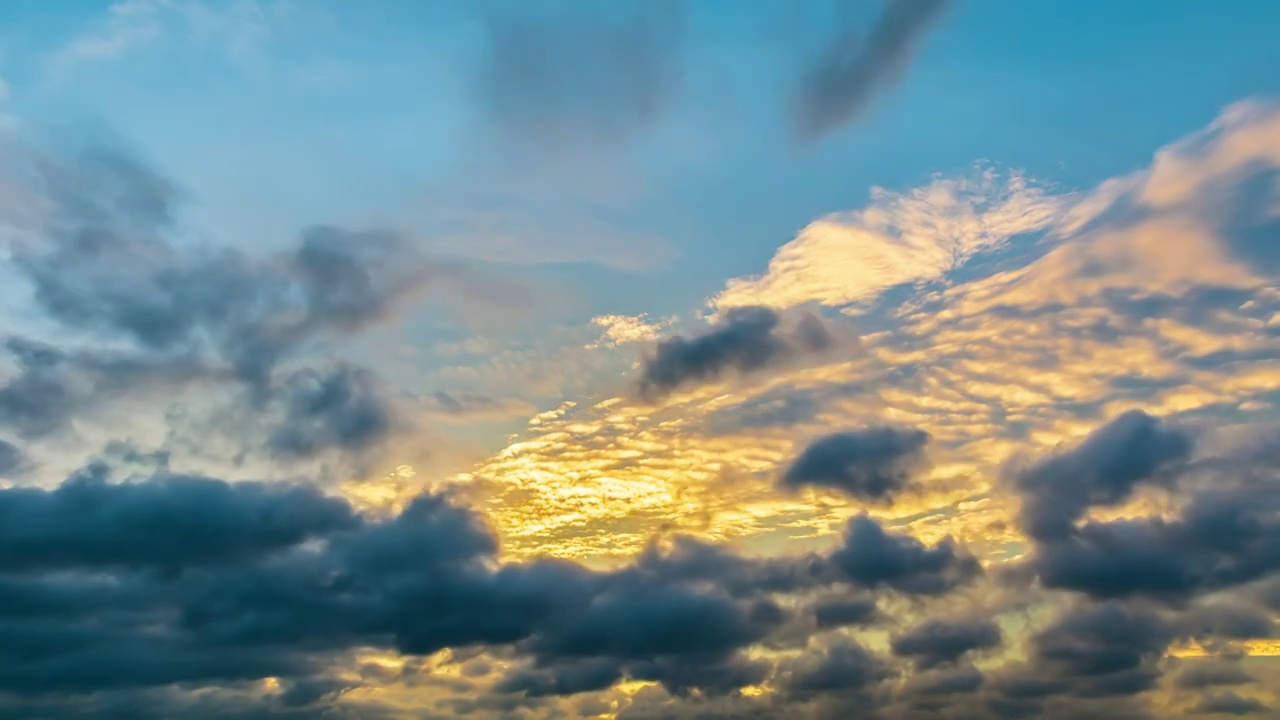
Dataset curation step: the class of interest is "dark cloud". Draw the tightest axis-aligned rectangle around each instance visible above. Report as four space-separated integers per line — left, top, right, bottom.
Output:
1174 661 1256 690
829 514 982 595
1180 603 1275 643
782 427 929 501
266 365 396 460
495 658 623 698
900 664 985 698
1193 692 1270 716
812 597 879 629
637 306 832 399
0 465 799 709
0 465 358 572
1024 484 1280 602
793 0 951 142
476 0 684 157
890 617 1002 670
1013 410 1193 542
781 638 895 699
1012 601 1175 700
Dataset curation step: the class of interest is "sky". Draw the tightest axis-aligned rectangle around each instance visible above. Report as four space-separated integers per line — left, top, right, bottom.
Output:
1 1 1280 718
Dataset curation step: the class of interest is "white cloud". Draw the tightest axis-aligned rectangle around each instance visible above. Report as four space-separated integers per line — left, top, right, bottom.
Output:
713 166 1071 311
587 313 673 348
50 0 279 75
51 0 171 74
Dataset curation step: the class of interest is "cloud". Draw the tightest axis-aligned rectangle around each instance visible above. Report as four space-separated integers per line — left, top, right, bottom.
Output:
588 313 673 348
1011 409 1194 543
713 168 1070 311
14 148 429 386
637 306 832 399
782 426 929 501
50 0 278 76
427 390 537 423
900 664 985 700
266 365 397 460
890 617 1003 670
0 140 520 467
780 638 895 699
1174 661 1256 690
0 438 21 477
1009 411 1280 604
828 514 981 595
1193 692 1271 716
0 464 358 571
811 597 879 629
793 0 951 142
51 0 171 74
475 0 684 158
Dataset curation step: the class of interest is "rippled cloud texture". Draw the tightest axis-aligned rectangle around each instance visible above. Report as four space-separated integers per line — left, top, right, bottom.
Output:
1 6 1279 719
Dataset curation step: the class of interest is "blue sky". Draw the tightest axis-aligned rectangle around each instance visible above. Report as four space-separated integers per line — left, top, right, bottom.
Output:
4 0 1277 326
3 2 1280 718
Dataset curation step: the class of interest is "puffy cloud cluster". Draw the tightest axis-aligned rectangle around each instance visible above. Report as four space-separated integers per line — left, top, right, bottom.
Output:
0 142 508 471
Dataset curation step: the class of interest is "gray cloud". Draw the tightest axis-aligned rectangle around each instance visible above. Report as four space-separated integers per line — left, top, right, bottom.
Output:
812 597 879 629
1174 661 1256 690
781 638 896 700
476 0 684 157
267 365 396 461
0 464 358 572
0 142 511 462
1012 410 1193 543
0 439 22 477
829 514 982 595
1193 692 1270 716
890 617 1002 670
637 307 832 399
793 0 951 143
782 427 929 501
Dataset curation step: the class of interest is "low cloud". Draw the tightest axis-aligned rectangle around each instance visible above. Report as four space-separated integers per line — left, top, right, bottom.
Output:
782 426 929 501
636 306 833 399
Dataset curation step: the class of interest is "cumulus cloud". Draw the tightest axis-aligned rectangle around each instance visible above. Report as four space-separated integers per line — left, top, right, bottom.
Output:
636 306 833 399
1007 410 1280 605
782 426 929 501
828 514 981 595
1011 409 1194 543
890 617 1002 670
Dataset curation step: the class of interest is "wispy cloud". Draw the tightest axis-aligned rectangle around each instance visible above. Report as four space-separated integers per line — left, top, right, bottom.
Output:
793 0 952 143
49 0 276 76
